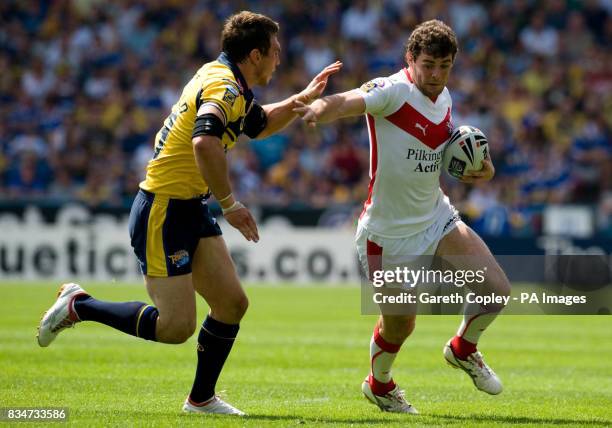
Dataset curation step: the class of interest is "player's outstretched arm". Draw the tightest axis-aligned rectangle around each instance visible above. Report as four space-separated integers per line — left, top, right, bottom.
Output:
293 90 366 127
254 61 343 139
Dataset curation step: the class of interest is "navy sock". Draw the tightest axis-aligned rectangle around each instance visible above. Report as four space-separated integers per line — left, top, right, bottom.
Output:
74 295 158 341
189 316 239 403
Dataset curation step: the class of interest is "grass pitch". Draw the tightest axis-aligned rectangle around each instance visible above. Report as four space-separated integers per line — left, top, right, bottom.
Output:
1 282 611 427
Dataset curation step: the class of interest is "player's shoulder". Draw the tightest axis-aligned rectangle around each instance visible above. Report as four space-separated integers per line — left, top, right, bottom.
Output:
389 68 410 83
359 76 391 94
194 60 244 116
359 71 409 97
200 61 241 90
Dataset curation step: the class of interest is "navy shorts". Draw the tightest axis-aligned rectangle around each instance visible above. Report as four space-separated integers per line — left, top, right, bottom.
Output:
128 189 222 277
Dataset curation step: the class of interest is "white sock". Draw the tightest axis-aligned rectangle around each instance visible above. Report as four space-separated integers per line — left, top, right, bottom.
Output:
457 302 501 343
370 327 400 383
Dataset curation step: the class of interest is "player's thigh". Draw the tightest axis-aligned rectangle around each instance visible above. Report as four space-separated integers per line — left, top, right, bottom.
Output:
144 273 197 335
357 227 422 317
191 235 248 323
435 222 510 296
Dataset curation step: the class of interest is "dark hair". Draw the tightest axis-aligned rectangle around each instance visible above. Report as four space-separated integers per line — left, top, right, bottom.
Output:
221 11 280 63
405 19 458 60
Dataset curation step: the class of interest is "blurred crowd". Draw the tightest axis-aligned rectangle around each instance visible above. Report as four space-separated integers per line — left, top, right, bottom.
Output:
0 0 611 236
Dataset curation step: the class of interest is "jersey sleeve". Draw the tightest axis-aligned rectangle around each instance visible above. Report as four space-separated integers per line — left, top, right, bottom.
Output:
357 77 397 116
243 102 267 139
196 78 242 126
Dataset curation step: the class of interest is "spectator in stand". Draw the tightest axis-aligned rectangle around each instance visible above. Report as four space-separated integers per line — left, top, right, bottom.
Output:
0 0 610 237
519 12 559 57
341 0 381 44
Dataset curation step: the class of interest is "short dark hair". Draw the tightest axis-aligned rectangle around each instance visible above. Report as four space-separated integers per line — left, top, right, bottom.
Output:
405 20 458 61
221 11 280 63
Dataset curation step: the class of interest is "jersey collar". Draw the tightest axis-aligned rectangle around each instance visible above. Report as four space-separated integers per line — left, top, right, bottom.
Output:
218 52 254 106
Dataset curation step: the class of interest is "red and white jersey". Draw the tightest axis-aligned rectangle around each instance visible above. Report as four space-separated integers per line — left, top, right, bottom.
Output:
357 68 453 238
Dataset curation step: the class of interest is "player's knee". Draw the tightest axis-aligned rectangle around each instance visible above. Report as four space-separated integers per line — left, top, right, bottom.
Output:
502 280 512 297
230 293 249 320
495 277 512 299
406 317 416 336
210 293 249 323
159 317 196 344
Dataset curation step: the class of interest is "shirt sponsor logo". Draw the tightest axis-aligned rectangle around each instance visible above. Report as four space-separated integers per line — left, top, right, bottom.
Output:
406 148 442 173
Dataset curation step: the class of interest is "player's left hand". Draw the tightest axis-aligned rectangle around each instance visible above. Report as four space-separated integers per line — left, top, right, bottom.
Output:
460 159 495 183
297 61 343 104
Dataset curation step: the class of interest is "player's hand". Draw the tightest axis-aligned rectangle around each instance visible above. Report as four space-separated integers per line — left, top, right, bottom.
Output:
460 159 495 184
224 207 259 242
297 61 343 104
293 99 318 127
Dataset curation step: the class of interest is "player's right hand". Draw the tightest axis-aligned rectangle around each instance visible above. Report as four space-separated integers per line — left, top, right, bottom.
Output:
224 207 259 242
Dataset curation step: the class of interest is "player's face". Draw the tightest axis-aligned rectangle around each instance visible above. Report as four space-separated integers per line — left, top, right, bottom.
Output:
407 52 454 98
257 36 281 86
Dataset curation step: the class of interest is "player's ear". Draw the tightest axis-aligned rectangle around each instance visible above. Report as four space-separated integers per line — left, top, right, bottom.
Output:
405 51 414 65
248 48 261 65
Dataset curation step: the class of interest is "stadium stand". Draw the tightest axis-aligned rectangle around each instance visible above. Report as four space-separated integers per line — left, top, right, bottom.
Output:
0 0 610 237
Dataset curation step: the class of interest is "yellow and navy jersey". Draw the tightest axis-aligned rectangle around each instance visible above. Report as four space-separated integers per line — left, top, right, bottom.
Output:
140 52 266 199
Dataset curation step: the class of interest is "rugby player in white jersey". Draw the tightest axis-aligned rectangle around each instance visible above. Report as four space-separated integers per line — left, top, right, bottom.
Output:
294 20 510 414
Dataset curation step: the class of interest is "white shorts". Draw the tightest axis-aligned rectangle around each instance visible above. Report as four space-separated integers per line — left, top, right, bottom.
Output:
356 200 460 280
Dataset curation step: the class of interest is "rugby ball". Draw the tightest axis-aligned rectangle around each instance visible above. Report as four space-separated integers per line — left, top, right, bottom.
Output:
442 125 489 179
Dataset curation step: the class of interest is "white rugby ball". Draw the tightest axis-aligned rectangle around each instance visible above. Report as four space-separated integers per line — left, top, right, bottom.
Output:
442 125 489 179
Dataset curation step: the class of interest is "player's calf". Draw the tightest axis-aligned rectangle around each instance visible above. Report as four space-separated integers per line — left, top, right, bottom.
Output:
38 282 204 346
74 295 161 341
368 316 414 389
189 315 240 404
378 315 415 343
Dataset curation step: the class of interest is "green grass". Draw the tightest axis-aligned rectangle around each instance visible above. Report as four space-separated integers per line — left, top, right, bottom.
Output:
1 282 611 427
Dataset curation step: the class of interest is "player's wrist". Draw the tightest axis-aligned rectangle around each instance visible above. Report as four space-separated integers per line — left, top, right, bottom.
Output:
222 200 245 215
217 192 235 209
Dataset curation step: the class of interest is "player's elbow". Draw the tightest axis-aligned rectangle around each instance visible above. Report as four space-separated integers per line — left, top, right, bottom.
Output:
193 135 222 155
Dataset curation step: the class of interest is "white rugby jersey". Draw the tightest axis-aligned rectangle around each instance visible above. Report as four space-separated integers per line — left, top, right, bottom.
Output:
357 68 453 238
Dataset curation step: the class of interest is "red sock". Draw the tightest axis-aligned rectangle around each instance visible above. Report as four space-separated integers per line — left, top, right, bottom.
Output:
368 374 396 396
451 335 477 360
369 327 401 395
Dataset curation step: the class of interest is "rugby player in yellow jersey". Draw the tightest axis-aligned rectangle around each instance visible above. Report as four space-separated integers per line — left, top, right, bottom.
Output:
37 11 341 416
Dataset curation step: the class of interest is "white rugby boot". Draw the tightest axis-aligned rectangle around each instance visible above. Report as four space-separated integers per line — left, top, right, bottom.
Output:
37 283 88 347
183 396 246 416
443 339 503 395
361 377 418 414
